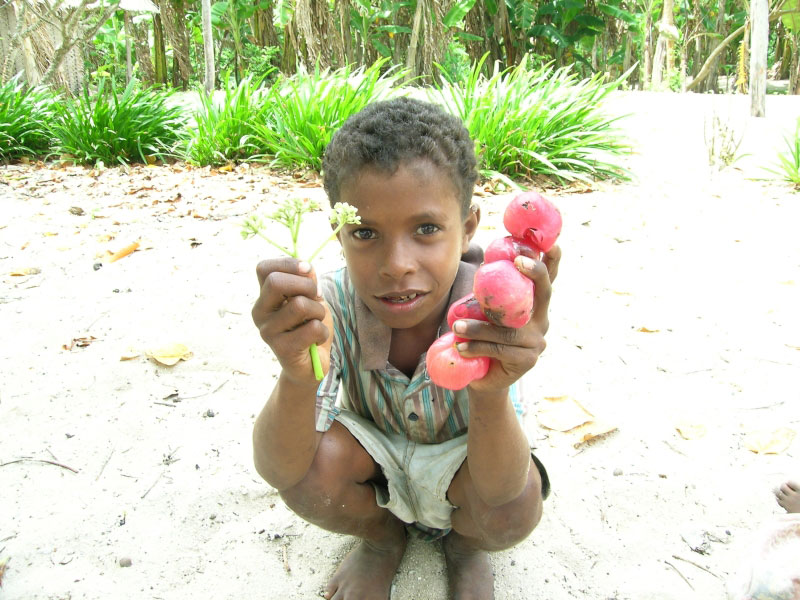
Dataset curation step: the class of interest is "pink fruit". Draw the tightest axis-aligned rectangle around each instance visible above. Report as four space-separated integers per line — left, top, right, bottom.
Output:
484 236 541 264
426 332 490 390
473 260 534 328
447 294 489 331
503 191 562 253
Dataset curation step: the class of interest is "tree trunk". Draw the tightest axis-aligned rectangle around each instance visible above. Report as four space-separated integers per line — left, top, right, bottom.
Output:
127 13 154 85
750 0 768 115
643 15 653 87
651 0 676 88
201 0 214 93
406 0 425 79
124 17 132 83
153 13 168 85
252 0 280 48
158 0 191 88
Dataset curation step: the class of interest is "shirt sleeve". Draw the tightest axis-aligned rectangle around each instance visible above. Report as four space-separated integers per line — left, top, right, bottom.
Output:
314 320 341 433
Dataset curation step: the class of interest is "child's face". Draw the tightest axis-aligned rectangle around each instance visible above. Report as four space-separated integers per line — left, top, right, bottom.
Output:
337 159 478 332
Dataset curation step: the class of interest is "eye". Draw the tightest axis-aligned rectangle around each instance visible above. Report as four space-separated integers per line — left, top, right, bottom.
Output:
416 223 440 235
352 228 377 240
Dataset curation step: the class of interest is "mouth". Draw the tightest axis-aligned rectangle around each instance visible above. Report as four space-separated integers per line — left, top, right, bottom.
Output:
377 291 426 305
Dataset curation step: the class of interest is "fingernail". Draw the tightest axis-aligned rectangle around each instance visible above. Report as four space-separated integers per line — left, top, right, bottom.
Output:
453 320 466 333
516 256 535 270
317 281 323 299
456 342 468 352
298 261 311 273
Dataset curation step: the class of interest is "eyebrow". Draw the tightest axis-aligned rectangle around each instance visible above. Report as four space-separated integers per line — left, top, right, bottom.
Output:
354 210 451 228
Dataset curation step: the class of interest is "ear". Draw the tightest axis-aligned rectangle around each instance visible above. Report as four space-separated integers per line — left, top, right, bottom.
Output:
461 203 480 254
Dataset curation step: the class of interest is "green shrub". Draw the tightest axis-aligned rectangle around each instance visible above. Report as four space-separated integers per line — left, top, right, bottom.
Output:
766 118 800 188
0 77 55 161
186 74 273 166
430 54 630 183
50 78 189 166
251 60 407 171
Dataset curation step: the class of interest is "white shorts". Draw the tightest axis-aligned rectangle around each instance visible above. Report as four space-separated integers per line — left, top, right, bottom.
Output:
334 409 550 540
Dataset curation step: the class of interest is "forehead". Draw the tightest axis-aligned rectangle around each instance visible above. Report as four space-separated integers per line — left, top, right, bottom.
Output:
341 159 461 217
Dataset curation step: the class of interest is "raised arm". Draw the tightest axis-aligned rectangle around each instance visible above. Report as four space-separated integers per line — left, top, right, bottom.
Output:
453 245 560 506
251 258 333 491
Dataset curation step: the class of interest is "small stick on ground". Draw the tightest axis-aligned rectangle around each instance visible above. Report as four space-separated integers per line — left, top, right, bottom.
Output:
0 458 78 473
664 559 694 590
141 471 164 499
671 554 720 579
96 448 115 481
46 447 59 461
282 543 291 573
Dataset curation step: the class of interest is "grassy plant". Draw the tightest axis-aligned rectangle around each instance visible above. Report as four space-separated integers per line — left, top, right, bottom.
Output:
429 54 630 183
186 74 273 166
765 118 800 189
0 77 56 161
50 78 189 166
251 60 407 171
704 110 747 170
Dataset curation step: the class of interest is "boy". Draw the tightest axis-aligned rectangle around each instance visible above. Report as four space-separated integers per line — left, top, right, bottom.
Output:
251 97 560 599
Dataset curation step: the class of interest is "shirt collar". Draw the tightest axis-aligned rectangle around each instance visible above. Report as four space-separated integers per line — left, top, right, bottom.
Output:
355 248 482 371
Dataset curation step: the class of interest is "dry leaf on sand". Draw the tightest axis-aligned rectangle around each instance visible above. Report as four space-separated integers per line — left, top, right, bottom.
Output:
637 327 660 333
119 347 141 361
10 267 41 276
676 422 707 440
107 241 139 263
146 343 193 366
571 420 618 448
537 396 594 432
743 428 796 454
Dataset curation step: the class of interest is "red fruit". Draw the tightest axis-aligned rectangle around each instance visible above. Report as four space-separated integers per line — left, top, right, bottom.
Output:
426 332 490 390
447 294 488 331
484 236 541 264
473 260 534 329
503 191 562 253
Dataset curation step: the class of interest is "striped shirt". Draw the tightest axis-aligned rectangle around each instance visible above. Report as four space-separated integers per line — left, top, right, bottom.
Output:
315 259 480 443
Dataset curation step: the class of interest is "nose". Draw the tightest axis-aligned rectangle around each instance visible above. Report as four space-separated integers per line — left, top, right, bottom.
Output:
378 237 417 280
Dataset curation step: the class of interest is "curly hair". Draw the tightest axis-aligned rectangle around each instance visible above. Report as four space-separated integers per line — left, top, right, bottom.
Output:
322 97 478 217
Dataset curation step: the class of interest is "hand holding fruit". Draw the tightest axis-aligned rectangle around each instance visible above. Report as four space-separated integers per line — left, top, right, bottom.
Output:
426 191 561 391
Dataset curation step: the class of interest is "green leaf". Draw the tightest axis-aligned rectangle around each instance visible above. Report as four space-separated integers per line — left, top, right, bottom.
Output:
597 2 638 25
782 0 800 31
211 1 228 27
373 39 392 56
572 14 605 31
443 0 478 27
455 31 484 42
529 24 569 47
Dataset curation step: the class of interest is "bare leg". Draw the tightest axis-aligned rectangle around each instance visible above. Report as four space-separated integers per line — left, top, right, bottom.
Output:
443 458 544 600
774 480 800 513
280 422 407 600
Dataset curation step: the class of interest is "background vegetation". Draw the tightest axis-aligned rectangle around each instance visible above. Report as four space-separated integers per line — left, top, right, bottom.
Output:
1 0 798 185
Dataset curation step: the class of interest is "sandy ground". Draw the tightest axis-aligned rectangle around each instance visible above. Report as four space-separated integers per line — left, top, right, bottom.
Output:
1 91 799 600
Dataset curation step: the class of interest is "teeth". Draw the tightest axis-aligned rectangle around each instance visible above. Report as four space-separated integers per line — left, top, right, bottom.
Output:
387 293 417 302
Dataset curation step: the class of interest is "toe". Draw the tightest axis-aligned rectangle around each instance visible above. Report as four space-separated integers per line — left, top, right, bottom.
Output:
786 480 800 492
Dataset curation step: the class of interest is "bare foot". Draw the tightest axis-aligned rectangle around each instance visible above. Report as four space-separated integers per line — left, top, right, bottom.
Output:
442 531 494 600
774 480 800 513
324 527 407 600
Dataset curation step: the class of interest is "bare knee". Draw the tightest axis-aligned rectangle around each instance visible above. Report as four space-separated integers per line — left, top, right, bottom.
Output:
455 463 544 551
280 422 376 518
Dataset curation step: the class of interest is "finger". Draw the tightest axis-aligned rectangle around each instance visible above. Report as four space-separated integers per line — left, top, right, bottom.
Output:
543 244 561 283
268 318 330 357
256 270 320 314
453 319 545 358
256 295 327 340
514 255 552 326
456 337 543 369
256 257 316 290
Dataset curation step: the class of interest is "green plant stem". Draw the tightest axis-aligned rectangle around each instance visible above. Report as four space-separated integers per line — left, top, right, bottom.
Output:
309 343 324 380
307 223 346 263
255 230 293 257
